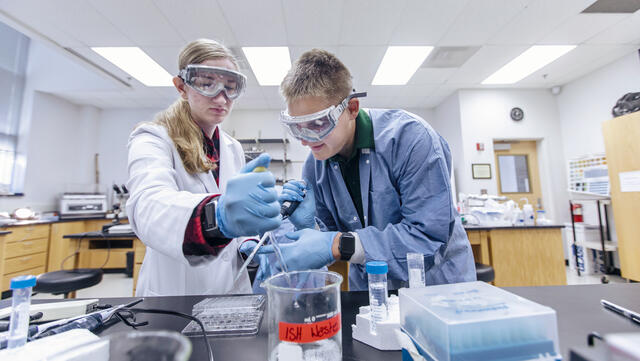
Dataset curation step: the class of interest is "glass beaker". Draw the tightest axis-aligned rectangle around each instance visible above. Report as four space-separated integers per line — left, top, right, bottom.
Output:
262 270 343 361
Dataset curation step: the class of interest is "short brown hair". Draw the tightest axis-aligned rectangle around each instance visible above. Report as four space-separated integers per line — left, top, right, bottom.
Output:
280 49 352 104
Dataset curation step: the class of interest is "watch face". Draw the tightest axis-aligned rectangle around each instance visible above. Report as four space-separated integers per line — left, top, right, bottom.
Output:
511 107 524 121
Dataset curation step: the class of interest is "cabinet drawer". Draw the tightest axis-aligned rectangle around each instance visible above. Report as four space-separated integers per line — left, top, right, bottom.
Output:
3 265 46 291
466 230 481 245
4 252 47 274
6 224 49 243
4 237 48 258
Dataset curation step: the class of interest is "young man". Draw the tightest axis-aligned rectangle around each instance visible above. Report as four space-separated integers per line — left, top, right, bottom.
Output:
255 49 475 290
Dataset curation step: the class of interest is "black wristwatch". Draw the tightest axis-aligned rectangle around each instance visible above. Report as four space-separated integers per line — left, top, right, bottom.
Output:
201 197 230 243
338 232 355 261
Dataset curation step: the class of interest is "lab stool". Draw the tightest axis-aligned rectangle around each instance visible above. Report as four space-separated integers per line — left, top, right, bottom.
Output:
475 262 495 283
34 269 103 298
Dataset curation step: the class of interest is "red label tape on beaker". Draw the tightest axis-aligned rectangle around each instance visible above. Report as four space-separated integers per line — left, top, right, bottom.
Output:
278 313 341 343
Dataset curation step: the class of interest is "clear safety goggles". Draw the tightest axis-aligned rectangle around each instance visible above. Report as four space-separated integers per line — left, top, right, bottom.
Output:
178 65 247 100
280 92 367 142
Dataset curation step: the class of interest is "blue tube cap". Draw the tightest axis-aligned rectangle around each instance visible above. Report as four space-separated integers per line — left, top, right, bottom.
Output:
10 275 36 289
366 261 388 275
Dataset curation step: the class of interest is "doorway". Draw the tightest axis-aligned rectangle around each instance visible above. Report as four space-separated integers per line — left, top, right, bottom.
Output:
494 140 543 210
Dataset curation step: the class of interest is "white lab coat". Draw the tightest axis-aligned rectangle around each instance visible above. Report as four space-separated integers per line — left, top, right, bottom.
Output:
126 122 251 296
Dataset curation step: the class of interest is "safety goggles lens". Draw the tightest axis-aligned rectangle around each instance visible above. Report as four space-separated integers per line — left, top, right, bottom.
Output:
179 65 246 99
280 92 367 142
286 115 335 141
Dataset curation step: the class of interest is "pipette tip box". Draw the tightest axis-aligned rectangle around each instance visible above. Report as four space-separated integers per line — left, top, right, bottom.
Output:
399 281 560 361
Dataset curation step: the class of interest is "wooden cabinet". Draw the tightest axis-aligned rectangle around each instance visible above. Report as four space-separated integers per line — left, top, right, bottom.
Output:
466 227 567 287
132 239 146 296
48 222 84 272
0 224 49 292
602 111 640 282
0 218 134 294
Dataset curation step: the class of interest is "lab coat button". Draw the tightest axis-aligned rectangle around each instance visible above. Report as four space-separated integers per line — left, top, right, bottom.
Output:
366 160 370 164
353 216 357 221
333 165 338 170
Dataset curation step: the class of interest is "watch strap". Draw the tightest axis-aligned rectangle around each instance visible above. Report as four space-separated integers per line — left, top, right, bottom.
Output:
339 232 356 261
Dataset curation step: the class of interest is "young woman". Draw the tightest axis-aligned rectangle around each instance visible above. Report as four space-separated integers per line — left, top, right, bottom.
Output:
126 39 281 296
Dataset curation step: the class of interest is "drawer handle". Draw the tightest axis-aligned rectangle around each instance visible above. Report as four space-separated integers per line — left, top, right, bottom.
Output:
22 241 34 247
21 256 32 263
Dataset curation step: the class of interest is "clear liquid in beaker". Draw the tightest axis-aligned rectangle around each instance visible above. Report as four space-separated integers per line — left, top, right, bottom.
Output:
271 338 341 361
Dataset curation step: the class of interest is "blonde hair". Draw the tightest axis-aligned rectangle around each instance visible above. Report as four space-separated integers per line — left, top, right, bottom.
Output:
154 39 240 175
280 49 352 105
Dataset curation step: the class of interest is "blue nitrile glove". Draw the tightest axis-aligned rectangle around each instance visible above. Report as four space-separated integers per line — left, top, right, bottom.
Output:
216 153 282 238
278 180 316 230
257 229 337 271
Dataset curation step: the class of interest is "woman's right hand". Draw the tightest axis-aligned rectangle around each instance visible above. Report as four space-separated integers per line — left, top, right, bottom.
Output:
216 154 282 238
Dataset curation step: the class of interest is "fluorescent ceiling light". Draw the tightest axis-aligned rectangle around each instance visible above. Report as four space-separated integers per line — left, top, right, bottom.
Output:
372 46 434 85
242 47 291 86
482 45 576 85
91 47 173 86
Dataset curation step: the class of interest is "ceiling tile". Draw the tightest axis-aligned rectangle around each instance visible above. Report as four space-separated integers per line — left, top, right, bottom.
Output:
217 0 287 45
395 84 439 98
142 46 180 76
489 0 597 45
339 0 408 46
390 0 469 45
409 68 458 85
154 0 238 46
394 95 434 109
446 45 529 85
39 0 132 46
521 44 639 85
586 9 640 44
540 13 628 44
335 46 387 87
0 1 84 47
89 0 183 46
438 0 530 46
366 86 404 99
282 1 343 46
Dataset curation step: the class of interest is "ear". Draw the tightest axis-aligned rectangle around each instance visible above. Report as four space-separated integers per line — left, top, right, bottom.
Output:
173 76 188 100
347 98 360 119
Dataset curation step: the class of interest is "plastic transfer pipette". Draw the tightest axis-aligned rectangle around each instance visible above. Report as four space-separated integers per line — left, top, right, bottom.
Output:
233 193 303 285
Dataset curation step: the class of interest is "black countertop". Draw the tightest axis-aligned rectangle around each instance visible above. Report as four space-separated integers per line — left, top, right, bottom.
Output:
63 231 137 239
0 216 125 228
464 224 564 231
6 284 637 361
0 231 10 235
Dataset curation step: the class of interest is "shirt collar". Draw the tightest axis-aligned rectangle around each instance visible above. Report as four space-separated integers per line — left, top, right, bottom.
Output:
329 109 374 164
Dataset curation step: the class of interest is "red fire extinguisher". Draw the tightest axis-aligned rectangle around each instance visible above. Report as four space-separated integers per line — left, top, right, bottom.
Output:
572 203 583 223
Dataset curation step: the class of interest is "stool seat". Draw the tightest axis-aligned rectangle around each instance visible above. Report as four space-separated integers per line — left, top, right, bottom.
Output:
475 262 495 283
34 269 103 296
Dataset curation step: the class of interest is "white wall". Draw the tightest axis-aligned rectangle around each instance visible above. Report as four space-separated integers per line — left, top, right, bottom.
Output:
432 93 463 191
1 92 99 212
556 49 640 228
557 51 640 161
97 108 160 194
433 89 569 223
